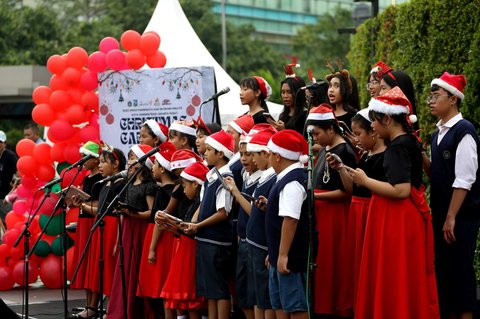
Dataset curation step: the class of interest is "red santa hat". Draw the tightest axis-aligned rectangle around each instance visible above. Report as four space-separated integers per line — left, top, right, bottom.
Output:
169 120 197 137
153 141 176 171
193 116 211 134
247 126 277 153
306 104 336 121
267 129 308 163
180 162 210 185
205 130 235 159
370 61 395 80
229 114 255 135
170 149 203 170
368 86 417 123
130 144 155 169
143 119 169 143
431 71 467 100
240 123 276 145
253 76 272 100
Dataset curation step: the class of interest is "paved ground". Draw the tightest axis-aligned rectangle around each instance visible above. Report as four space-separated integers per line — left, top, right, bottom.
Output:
0 280 95 319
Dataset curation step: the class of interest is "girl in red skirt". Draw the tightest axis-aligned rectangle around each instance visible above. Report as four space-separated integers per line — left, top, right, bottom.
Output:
326 108 386 313
160 162 209 319
137 142 178 319
70 141 103 319
306 104 357 317
86 147 126 299
348 87 439 318
107 144 157 319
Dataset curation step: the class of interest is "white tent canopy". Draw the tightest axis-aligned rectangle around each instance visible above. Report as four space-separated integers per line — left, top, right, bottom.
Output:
145 0 283 125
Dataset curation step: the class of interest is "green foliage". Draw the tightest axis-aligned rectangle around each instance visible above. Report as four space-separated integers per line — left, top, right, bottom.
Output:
349 0 480 137
292 6 353 79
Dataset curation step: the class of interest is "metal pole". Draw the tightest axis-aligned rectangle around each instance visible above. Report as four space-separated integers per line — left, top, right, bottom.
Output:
221 0 227 71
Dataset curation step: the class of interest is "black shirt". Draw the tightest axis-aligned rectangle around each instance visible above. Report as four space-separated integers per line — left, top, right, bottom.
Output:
314 143 357 191
384 134 423 188
79 173 103 217
0 149 18 199
171 184 193 220
279 109 308 135
352 152 386 198
150 183 175 223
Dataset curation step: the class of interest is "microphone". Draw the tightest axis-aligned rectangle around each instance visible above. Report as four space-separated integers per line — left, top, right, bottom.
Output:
65 154 96 171
306 125 315 135
39 177 62 191
98 170 128 184
131 146 160 166
202 87 230 104
301 81 327 90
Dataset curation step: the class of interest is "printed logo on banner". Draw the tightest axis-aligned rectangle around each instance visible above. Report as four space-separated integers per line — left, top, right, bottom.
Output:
98 66 215 155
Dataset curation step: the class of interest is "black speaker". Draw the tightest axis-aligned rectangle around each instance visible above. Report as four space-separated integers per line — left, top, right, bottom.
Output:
0 299 20 319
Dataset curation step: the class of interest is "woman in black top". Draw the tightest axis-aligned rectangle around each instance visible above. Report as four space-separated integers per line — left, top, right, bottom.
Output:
272 76 307 135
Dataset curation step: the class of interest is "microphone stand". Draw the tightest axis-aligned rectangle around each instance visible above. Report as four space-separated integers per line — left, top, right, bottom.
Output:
13 187 53 319
28 165 83 319
306 128 316 319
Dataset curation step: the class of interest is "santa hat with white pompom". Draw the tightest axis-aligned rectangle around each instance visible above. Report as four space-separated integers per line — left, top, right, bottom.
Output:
368 86 417 124
267 129 309 164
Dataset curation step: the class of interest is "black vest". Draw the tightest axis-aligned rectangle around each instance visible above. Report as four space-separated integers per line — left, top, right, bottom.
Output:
431 119 480 222
266 167 309 272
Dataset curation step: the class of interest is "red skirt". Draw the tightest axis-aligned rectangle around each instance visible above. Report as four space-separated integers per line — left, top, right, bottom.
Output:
161 236 205 310
85 215 118 296
313 190 352 317
106 216 149 319
348 196 371 311
355 191 439 319
137 224 175 298
70 216 94 289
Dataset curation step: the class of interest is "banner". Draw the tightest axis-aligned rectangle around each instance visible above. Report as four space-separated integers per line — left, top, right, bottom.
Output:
98 66 216 155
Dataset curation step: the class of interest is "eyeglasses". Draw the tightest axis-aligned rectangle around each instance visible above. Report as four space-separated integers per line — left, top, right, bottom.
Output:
426 94 450 104
366 80 379 90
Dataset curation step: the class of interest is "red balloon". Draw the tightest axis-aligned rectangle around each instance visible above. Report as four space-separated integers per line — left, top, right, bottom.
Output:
32 103 56 127
79 125 100 143
50 143 66 163
12 260 39 287
140 32 161 56
66 104 88 125
36 164 55 182
80 70 98 91
49 74 66 91
62 67 82 87
0 244 11 259
33 143 52 165
13 200 27 216
32 86 52 104
146 50 167 68
81 91 99 113
106 49 127 71
143 31 161 44
39 255 62 288
39 193 60 216
17 156 37 176
15 184 29 198
67 88 84 104
62 169 86 189
2 228 20 246
0 266 15 291
126 49 145 70
99 37 119 54
89 113 99 129
10 245 24 260
67 47 88 69
63 144 81 165
121 30 141 51
49 90 70 112
47 55 67 75
16 139 36 157
48 119 77 142
88 51 107 73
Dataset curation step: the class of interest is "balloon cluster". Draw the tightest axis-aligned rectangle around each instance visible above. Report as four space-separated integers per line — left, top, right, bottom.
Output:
0 30 166 290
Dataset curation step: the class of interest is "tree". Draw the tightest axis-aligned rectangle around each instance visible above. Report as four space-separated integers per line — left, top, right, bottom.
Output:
292 6 353 79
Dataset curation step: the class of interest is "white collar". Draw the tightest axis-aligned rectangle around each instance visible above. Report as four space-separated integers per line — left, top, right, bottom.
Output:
276 162 303 182
206 164 231 183
436 113 463 129
245 169 263 185
259 167 276 183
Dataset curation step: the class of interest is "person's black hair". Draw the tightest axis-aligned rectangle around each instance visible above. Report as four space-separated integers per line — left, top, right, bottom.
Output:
368 110 415 139
24 122 41 134
101 148 127 171
382 70 417 117
127 150 156 183
197 123 222 136
169 129 198 153
279 77 307 120
306 118 355 150
430 84 461 108
351 113 373 133
307 80 329 108
239 77 270 112
213 150 230 164
328 74 358 114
